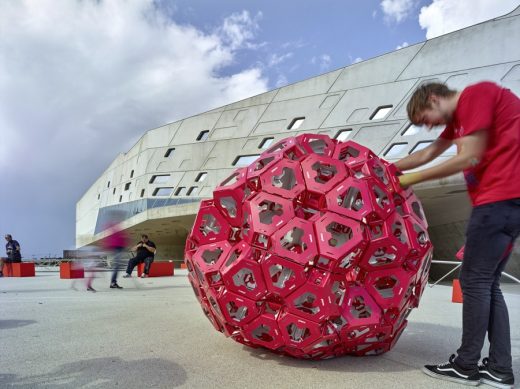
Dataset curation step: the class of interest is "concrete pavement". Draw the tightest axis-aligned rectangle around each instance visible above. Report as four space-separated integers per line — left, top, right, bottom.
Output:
1 270 519 388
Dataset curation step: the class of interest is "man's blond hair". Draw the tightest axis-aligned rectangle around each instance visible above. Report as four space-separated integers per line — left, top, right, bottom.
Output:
407 82 457 124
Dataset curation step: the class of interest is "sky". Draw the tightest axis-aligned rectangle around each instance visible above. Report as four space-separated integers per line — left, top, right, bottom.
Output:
1 0 519 258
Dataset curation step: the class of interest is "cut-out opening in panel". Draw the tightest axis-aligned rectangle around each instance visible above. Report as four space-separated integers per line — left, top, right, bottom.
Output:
152 187 173 197
107 181 111 188
259 137 274 149
370 105 393 120
97 194 100 200
112 188 116 195
287 117 305 130
384 143 408 158
334 129 352 142
196 130 210 141
175 186 186 196
124 182 131 191
186 186 198 196
150 174 170 184
119 195 122 203
130 170 134 178
195 172 207 182
140 189 145 198
410 141 433 154
232 154 260 167
164 148 175 157
401 123 422 136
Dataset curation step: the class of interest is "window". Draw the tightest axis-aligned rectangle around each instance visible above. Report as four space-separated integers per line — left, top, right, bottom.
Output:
150 174 170 184
196 130 210 141
187 186 198 196
124 182 131 191
384 143 408 158
259 137 274 149
107 181 110 188
97 194 100 200
140 189 145 198
175 187 186 196
287 117 305 130
119 195 122 203
410 141 433 154
402 123 421 136
130 170 134 178
370 105 393 120
195 172 207 182
232 154 260 167
334 129 352 142
164 148 175 158
113 188 116 195
153 187 173 197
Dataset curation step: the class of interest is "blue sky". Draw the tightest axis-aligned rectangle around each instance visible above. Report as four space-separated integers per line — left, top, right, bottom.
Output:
0 0 518 258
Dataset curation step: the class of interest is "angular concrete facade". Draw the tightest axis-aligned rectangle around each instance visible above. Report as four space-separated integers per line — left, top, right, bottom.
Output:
77 7 520 275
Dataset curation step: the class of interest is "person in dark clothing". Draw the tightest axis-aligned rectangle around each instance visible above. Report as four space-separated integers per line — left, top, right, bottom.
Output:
0 234 22 277
122 234 156 278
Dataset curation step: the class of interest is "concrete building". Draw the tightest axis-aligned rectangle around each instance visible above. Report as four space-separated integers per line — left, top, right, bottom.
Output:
76 6 520 276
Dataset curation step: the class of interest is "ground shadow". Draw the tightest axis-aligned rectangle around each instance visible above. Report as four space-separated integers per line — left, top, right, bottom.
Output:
0 320 36 330
243 321 484 373
0 357 187 388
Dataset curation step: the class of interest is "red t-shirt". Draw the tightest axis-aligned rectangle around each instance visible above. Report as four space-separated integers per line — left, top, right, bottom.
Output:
440 82 520 206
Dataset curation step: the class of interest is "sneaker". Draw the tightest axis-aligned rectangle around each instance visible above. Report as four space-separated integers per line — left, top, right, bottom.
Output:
141 273 148 278
87 286 96 292
479 358 515 389
110 283 123 289
122 273 132 278
422 354 480 386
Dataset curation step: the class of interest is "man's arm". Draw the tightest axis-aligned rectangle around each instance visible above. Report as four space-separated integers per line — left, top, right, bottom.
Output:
394 137 453 171
131 243 141 252
143 243 157 254
399 130 487 187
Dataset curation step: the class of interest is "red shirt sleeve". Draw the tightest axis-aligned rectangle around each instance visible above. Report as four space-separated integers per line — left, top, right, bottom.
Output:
456 82 498 137
439 124 454 140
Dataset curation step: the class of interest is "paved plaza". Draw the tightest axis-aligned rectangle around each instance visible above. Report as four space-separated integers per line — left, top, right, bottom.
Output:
1 270 519 388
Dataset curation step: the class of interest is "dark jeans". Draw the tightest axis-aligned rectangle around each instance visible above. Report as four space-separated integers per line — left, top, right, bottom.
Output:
111 247 125 284
455 198 520 373
126 256 154 275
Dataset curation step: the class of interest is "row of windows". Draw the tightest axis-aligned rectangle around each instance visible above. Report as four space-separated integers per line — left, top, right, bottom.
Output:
152 186 199 197
100 172 208 200
385 141 457 158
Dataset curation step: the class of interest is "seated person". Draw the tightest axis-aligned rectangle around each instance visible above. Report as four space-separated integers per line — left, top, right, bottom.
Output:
0 234 22 276
123 234 156 278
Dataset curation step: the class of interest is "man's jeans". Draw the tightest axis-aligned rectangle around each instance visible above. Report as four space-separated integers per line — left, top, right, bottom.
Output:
110 247 125 284
455 198 520 373
126 256 154 275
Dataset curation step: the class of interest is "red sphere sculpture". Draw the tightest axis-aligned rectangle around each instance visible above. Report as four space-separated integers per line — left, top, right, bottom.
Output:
185 134 432 359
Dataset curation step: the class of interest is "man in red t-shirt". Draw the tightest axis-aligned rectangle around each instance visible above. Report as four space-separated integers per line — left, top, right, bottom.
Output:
395 81 520 387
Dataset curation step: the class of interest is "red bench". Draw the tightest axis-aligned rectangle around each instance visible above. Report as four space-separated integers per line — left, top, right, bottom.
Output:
137 261 174 277
60 262 85 279
3 262 35 277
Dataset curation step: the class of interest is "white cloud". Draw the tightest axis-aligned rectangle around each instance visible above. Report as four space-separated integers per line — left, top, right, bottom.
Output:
219 10 263 49
381 0 416 23
0 0 268 255
268 52 294 67
396 41 409 49
311 54 332 71
419 0 520 39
